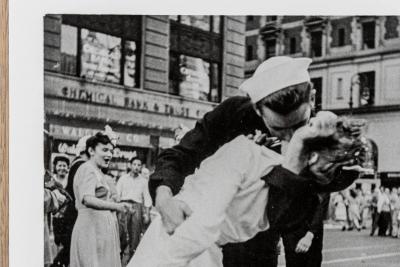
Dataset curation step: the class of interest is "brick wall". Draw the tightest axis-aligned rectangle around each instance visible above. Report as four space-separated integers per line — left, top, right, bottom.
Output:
44 15 61 72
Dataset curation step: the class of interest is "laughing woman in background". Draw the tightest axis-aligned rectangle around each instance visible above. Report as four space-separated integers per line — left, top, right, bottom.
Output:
70 132 131 267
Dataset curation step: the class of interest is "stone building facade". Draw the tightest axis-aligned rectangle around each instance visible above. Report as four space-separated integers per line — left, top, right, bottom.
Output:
245 16 400 187
44 15 246 176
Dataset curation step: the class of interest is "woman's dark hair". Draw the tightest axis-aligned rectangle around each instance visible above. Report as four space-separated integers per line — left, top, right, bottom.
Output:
255 82 312 115
305 118 367 191
85 132 113 155
303 118 365 165
53 155 70 168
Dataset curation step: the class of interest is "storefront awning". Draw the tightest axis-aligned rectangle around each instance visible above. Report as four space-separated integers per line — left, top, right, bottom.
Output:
49 124 153 148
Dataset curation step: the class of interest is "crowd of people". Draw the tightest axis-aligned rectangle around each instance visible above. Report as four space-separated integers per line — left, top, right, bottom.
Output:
43 56 373 267
331 187 400 237
44 128 154 267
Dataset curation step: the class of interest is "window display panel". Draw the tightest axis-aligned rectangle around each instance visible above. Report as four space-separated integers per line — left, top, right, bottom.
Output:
212 16 221 33
60 24 78 75
80 29 122 84
178 55 211 101
123 40 138 87
180 15 211 31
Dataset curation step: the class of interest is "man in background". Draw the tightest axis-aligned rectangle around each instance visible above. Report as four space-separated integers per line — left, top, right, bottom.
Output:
117 157 152 261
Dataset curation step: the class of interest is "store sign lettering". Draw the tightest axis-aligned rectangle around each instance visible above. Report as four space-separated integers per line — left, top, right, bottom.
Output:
49 125 151 147
60 86 203 119
58 142 79 155
57 142 138 160
62 87 117 105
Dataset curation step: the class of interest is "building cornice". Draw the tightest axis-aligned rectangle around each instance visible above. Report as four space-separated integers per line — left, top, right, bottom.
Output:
309 46 400 68
328 104 400 115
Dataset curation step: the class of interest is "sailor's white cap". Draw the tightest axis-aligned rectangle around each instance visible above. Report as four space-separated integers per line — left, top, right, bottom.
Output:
240 56 312 103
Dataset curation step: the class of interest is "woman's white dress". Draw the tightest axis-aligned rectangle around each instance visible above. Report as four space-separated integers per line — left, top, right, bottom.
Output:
127 135 282 267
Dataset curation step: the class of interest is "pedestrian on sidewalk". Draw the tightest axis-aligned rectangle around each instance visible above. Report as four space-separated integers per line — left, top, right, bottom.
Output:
334 191 348 231
347 189 361 231
377 188 391 236
116 157 152 262
51 155 71 267
389 188 400 237
52 136 90 267
69 132 131 267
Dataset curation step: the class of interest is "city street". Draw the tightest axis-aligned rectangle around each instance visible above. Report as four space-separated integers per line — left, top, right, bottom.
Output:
278 229 400 267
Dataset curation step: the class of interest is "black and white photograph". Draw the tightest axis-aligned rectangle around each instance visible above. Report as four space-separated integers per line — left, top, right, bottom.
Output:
7 2 400 267
39 14 400 267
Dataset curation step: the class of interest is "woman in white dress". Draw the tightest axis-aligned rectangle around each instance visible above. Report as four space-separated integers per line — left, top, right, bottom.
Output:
128 119 366 267
69 132 131 267
334 192 348 230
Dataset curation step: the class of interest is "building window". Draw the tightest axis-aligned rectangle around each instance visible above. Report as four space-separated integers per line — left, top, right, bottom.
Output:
338 28 345 46
265 39 276 59
246 45 254 61
169 54 220 102
310 31 322 57
290 37 296 54
336 77 344 100
123 41 138 87
169 16 222 103
359 71 375 106
362 21 375 49
60 15 141 88
60 24 78 76
311 77 323 111
80 29 122 84
266 16 277 22
247 16 254 22
170 15 221 33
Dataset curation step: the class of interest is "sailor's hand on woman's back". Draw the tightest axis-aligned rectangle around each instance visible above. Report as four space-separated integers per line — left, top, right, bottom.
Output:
155 185 193 234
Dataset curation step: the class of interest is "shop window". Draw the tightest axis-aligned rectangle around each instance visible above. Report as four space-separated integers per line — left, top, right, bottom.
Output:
359 71 375 106
60 24 78 76
123 41 138 87
212 16 221 34
310 31 322 57
265 39 276 59
169 16 222 103
362 21 375 49
169 15 179 21
170 15 221 33
169 53 220 102
80 29 122 84
311 77 322 111
60 15 141 88
338 28 345 46
290 37 296 54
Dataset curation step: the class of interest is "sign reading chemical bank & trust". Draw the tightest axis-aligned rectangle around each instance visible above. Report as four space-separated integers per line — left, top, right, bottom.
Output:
44 72 215 120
